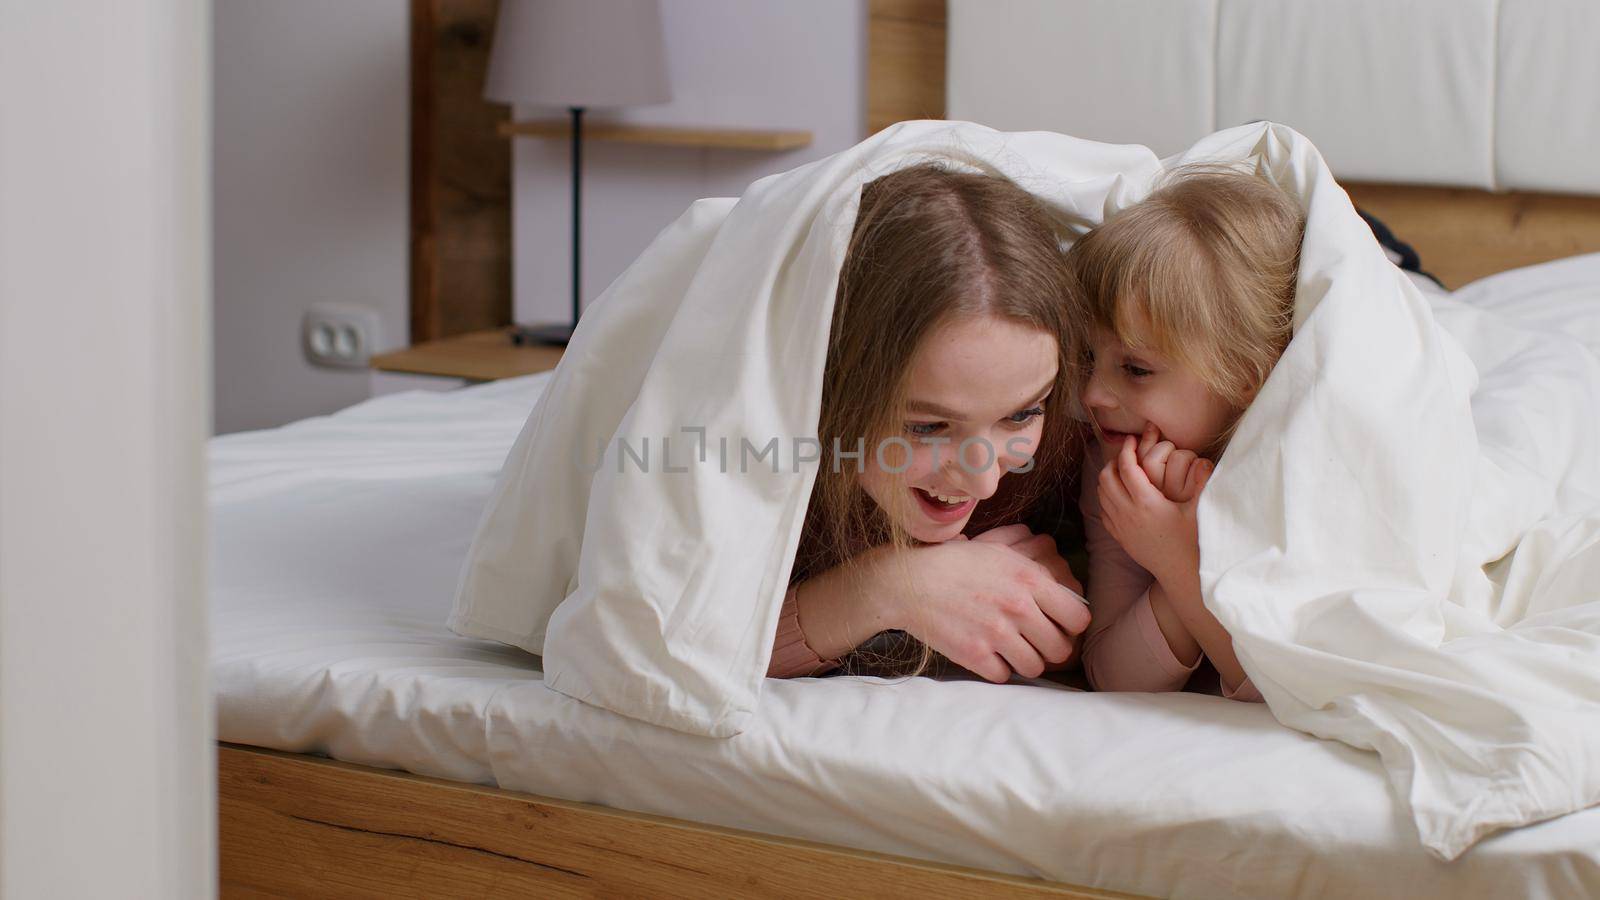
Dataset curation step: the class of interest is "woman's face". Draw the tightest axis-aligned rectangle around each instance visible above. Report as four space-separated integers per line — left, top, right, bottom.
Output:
857 315 1058 544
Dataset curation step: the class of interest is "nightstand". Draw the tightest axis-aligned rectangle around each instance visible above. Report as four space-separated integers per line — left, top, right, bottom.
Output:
369 326 565 383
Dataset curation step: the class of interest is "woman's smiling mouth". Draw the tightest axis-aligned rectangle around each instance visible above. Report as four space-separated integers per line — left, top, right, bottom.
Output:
913 487 975 522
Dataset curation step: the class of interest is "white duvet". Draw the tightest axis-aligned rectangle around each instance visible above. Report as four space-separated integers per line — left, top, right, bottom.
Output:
450 120 1600 858
1203 165 1600 859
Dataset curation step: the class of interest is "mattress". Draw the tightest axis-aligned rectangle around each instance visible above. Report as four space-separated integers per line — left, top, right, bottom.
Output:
212 257 1600 899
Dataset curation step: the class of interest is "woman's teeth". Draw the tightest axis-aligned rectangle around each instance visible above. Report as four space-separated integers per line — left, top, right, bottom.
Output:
925 490 969 506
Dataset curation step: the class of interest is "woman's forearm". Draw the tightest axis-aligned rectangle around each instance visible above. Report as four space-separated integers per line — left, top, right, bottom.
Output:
790 546 903 661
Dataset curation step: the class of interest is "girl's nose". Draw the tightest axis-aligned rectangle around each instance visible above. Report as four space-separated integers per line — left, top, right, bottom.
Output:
1082 371 1115 411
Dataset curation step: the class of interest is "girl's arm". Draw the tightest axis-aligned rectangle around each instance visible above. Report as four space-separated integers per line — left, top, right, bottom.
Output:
1148 579 1258 700
1098 437 1261 701
1078 448 1204 693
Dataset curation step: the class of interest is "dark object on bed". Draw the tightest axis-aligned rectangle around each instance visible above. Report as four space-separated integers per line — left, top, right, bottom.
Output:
1357 208 1444 288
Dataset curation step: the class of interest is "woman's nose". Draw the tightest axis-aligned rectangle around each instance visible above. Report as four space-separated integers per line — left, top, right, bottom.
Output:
944 445 1003 500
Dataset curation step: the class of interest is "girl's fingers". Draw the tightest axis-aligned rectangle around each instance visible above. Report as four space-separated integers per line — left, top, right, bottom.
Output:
1098 460 1132 510
1142 441 1174 491
1117 434 1164 503
1137 423 1160 460
1164 450 1195 500
1181 463 1201 499
1178 459 1212 507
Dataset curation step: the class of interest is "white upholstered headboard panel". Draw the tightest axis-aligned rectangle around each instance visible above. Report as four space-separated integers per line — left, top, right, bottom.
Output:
947 0 1600 195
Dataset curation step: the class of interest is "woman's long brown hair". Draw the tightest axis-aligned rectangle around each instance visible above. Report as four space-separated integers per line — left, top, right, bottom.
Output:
792 163 1087 674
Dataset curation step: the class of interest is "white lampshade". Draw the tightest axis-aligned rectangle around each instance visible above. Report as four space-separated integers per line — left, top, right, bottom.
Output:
484 0 671 109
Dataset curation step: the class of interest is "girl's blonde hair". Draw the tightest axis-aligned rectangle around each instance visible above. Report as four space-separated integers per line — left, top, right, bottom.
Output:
1068 164 1305 430
793 163 1086 674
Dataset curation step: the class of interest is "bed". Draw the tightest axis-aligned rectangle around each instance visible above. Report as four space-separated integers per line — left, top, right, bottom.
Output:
215 254 1600 898
217 2 1600 897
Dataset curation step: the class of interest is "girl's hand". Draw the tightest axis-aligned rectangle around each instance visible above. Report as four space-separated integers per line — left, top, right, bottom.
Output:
878 532 1090 683
1098 435 1211 587
1134 424 1212 503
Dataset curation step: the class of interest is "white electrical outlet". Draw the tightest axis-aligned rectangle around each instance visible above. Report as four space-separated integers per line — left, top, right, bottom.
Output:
303 303 382 369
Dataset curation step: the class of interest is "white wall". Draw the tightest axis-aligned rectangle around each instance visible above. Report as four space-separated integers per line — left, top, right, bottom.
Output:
213 0 409 434
512 0 868 325
1 1 213 896
213 0 865 431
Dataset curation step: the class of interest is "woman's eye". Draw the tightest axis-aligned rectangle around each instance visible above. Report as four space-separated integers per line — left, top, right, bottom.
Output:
1005 406 1045 426
906 421 945 436
1122 363 1153 379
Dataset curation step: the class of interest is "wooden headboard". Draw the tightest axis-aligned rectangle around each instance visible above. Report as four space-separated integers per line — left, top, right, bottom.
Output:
865 0 1600 290
406 0 1600 336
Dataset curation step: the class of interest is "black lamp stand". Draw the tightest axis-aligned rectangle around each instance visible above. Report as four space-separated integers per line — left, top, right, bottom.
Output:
512 106 585 346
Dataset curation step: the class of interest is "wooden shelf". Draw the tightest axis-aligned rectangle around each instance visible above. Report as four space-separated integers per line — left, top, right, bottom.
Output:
370 326 564 382
498 120 812 151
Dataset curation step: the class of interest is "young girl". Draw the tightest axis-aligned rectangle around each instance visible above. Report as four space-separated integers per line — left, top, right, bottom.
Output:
766 163 1093 683
1071 165 1305 702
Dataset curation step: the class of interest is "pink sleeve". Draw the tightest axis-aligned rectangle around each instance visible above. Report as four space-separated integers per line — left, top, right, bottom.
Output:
1078 447 1202 694
767 586 842 678
1223 676 1264 703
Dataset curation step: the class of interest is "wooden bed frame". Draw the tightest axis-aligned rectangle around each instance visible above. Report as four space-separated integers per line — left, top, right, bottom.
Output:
221 2 1600 896
219 742 1128 897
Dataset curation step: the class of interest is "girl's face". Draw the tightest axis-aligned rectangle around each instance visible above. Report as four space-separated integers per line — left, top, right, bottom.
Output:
857 315 1058 544
1081 320 1235 456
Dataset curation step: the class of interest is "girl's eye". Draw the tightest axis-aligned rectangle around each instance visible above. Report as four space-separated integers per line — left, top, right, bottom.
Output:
1122 363 1153 379
906 421 945 436
1005 405 1045 426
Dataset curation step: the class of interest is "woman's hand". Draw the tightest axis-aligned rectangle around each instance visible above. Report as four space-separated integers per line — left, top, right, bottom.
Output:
881 528 1090 683
968 523 1084 597
1097 435 1210 588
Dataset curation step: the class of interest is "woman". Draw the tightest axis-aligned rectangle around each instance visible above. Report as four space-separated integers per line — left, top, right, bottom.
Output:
768 163 1092 683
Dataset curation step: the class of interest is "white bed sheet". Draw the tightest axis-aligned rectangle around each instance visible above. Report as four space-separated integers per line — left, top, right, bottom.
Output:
212 258 1600 899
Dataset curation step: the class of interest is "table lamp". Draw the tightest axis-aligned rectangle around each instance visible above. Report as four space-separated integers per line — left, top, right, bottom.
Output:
485 0 671 345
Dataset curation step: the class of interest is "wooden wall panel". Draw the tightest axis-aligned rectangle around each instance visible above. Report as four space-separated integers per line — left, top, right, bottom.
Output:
867 0 947 134
1343 183 1600 290
410 0 511 343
